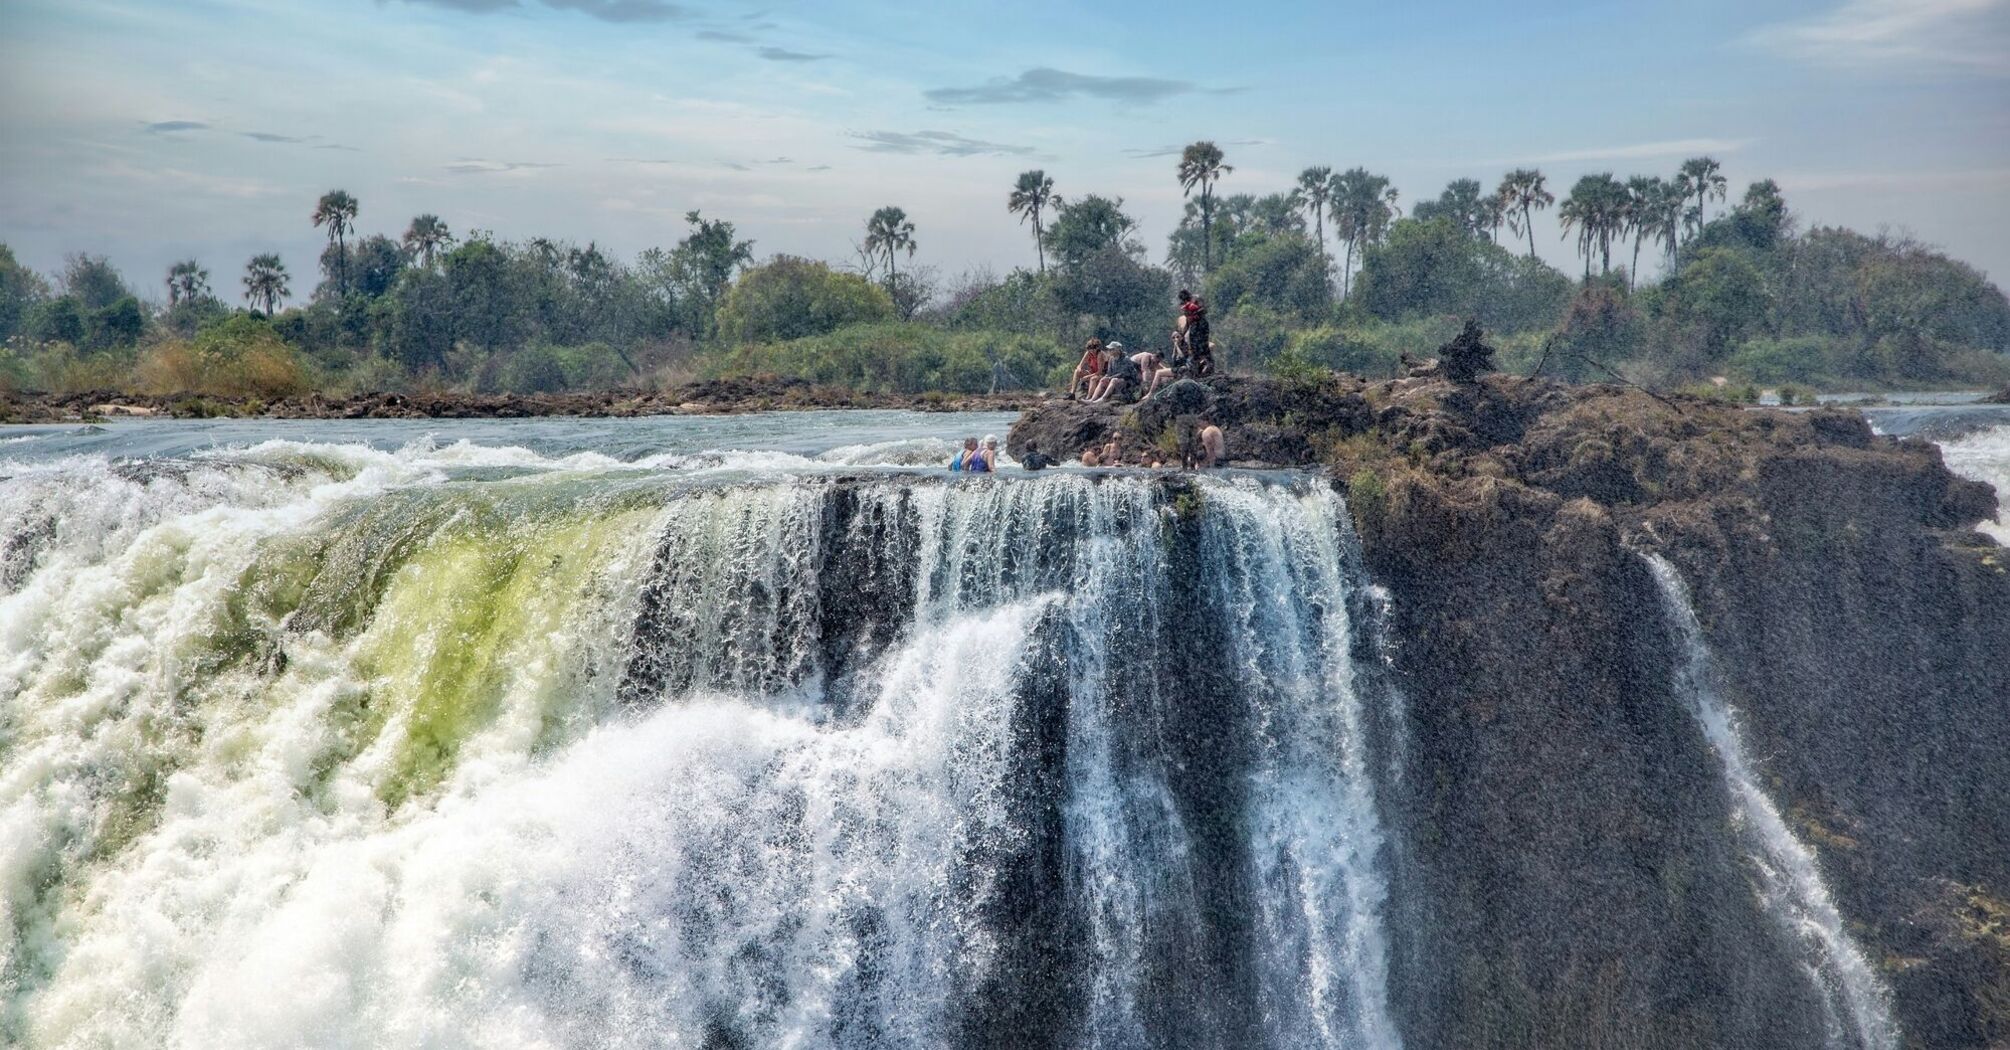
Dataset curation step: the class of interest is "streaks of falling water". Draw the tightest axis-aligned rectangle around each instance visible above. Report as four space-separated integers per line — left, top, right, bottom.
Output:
1 456 1401 1050
1643 553 1900 1050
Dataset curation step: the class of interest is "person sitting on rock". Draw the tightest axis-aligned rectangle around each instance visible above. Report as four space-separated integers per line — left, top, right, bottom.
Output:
1101 434 1123 465
1079 446 1102 467
1066 338 1106 399
965 435 993 473
1019 440 1056 471
978 434 1000 472
1131 348 1175 399
1085 342 1141 404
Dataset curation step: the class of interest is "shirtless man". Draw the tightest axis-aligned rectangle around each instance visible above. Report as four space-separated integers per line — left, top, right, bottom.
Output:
1131 348 1174 399
1199 423 1225 468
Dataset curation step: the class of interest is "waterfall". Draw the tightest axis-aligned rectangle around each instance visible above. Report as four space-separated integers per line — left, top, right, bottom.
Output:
1642 554 1900 1050
0 449 1401 1050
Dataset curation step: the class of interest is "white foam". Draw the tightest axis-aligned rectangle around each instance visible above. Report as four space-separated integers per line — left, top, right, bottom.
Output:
1938 423 2010 543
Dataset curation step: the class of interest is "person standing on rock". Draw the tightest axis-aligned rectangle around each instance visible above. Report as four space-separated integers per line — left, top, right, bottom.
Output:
1175 290 1212 376
1200 423 1224 467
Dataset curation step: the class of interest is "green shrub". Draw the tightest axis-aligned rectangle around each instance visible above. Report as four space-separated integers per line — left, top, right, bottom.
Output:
715 256 894 344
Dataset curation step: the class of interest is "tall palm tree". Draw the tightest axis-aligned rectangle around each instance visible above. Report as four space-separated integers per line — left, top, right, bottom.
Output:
1650 180 1685 268
1484 195 1508 244
1006 171 1060 274
166 260 210 306
1496 168 1553 261
1675 156 1727 244
402 214 454 268
1622 175 1664 290
1558 173 1628 278
1176 141 1233 273
864 206 917 288
243 253 290 315
1295 166 1335 275
311 189 359 295
1330 168 1400 299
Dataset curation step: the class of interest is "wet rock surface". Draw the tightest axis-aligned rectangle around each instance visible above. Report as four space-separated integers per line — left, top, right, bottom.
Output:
1309 373 2008 1048
1016 369 2010 1046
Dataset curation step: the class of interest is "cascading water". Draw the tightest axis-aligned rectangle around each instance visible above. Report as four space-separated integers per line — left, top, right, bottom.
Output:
1642 554 1900 1050
1938 422 2010 542
0 434 1400 1050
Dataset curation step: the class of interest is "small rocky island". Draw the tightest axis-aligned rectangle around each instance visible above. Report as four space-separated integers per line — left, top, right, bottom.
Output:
1016 353 2007 1048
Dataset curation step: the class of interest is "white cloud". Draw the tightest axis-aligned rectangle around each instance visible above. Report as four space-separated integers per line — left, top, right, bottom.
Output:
1745 0 2010 73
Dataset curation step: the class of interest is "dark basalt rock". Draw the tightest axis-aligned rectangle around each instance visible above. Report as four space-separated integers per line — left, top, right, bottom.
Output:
1006 374 1374 467
1012 369 2010 1045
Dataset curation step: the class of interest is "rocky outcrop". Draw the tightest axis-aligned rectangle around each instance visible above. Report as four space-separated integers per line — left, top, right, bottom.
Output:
1006 375 1376 466
1323 374 2007 1048
1022 369 2010 1046
1985 385 2010 404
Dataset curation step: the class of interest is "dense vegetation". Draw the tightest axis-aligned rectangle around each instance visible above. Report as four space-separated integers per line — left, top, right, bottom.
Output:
3 148 2006 403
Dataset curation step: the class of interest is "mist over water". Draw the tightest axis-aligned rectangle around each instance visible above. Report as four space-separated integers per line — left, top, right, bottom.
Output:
0 419 1399 1049
6 412 2006 1048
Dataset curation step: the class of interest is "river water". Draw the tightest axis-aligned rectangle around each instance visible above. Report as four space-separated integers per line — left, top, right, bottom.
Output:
1 405 2004 1049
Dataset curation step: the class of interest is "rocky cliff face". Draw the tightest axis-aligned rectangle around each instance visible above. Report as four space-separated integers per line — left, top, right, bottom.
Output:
1013 375 2010 1047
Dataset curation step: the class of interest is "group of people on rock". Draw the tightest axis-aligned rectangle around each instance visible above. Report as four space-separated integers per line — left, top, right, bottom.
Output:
949 424 1223 473
1066 289 1216 404
949 289 1227 473
1074 424 1224 470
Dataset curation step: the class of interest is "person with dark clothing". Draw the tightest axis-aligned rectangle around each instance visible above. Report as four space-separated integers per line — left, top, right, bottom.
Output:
1020 441 1056 471
1086 341 1141 403
1175 289 1213 377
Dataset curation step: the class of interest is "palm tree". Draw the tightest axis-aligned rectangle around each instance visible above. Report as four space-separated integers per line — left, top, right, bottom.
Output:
311 189 359 295
1295 166 1335 275
864 206 917 288
1176 141 1233 273
1558 173 1628 278
166 260 210 306
1330 168 1400 299
1650 180 1685 268
1496 168 1553 261
402 214 454 268
1006 171 1060 274
1622 175 1663 290
1675 157 1727 244
243 253 290 315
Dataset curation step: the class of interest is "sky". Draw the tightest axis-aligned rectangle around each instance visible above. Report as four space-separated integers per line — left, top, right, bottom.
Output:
2 0 2007 307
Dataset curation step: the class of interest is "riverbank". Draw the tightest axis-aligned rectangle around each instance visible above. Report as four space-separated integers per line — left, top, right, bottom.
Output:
0 374 1036 424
